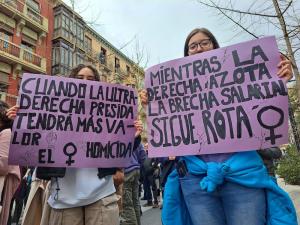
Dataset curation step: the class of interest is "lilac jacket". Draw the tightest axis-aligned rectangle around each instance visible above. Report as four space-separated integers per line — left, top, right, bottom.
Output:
124 144 146 174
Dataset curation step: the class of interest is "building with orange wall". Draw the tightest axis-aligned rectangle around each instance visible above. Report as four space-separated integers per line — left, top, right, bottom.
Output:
0 0 53 106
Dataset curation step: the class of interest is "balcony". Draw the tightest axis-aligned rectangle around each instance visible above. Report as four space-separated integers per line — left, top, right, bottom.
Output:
0 37 46 73
0 0 48 33
23 49 42 67
4 0 24 13
26 6 42 25
0 38 20 58
53 28 74 45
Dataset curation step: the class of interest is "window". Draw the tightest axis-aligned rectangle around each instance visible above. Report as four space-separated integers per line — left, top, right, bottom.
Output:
0 30 12 42
54 15 61 29
76 23 83 39
52 47 60 65
79 26 84 41
126 65 130 75
22 33 37 47
60 47 72 67
76 23 84 48
85 36 92 52
21 41 36 52
0 71 9 93
26 0 40 13
115 57 120 73
52 42 73 76
99 48 106 64
61 14 68 29
61 14 72 40
26 0 42 24
76 53 84 65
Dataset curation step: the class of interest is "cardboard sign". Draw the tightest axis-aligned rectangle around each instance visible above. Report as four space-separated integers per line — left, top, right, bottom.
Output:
9 74 138 168
145 36 288 157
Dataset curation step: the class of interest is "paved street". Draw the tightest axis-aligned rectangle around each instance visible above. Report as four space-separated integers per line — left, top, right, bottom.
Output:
141 207 162 225
140 198 162 225
278 178 300 224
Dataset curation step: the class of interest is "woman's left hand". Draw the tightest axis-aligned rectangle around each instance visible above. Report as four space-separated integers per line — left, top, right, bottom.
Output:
277 54 293 82
134 120 143 137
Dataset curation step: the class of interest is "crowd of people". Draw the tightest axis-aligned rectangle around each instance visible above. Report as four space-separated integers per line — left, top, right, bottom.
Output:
0 26 298 225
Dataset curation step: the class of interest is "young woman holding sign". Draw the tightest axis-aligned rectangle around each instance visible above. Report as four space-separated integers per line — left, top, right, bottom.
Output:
7 64 143 225
141 28 296 225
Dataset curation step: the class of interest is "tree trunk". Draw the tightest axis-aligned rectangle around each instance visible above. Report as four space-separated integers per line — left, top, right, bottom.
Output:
272 0 300 102
273 0 300 152
288 100 300 151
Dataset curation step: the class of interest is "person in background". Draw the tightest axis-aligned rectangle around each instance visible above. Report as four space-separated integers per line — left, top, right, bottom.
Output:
7 167 32 225
141 143 161 208
121 129 146 225
159 156 177 209
0 100 21 225
141 144 154 207
258 147 282 180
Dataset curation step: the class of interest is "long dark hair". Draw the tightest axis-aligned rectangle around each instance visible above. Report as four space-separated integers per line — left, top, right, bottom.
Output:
184 28 220 57
0 100 13 132
69 64 100 81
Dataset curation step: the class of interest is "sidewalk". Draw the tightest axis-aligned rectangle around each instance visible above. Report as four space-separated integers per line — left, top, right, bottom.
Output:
278 178 300 224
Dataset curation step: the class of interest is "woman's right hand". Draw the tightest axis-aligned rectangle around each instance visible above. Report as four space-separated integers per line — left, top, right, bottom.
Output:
140 89 148 107
168 156 176 161
134 120 143 137
6 105 19 120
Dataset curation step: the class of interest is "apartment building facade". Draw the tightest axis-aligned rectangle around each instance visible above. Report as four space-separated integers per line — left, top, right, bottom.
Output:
85 26 144 87
0 0 53 105
0 0 144 106
51 2 85 76
52 2 144 88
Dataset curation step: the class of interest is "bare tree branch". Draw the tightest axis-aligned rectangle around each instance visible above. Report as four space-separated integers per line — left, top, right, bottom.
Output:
282 0 293 15
196 0 277 18
293 47 300 54
201 0 259 38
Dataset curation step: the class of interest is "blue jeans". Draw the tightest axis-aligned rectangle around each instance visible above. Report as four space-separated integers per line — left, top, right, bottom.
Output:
180 174 266 225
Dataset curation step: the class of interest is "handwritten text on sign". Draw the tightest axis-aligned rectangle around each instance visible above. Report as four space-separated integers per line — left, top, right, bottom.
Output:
9 74 138 168
145 36 288 157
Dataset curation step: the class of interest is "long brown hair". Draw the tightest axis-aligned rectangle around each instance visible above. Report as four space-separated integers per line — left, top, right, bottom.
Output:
0 100 12 131
184 28 220 57
69 64 100 81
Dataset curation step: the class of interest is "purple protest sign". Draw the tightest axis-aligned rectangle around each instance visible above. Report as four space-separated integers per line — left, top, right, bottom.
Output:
8 74 138 168
145 36 289 157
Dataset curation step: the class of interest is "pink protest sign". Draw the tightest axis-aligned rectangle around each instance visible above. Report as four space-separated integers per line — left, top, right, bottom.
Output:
9 74 138 168
145 36 289 157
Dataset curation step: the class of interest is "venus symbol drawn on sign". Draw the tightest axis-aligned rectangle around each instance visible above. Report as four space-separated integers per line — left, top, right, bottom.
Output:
63 142 77 166
257 106 284 145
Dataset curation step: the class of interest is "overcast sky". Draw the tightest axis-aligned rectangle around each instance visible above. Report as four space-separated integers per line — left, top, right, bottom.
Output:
62 0 299 70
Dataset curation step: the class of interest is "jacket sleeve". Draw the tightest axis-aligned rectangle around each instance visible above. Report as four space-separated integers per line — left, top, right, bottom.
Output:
0 129 11 176
0 156 9 176
258 147 282 160
133 135 141 151
138 144 146 165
